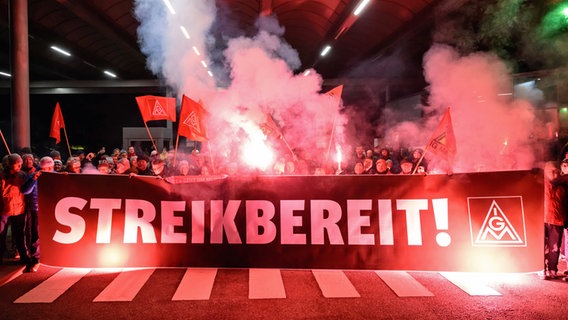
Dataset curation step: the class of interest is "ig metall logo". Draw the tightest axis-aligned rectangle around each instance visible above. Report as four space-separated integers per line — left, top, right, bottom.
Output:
467 196 527 247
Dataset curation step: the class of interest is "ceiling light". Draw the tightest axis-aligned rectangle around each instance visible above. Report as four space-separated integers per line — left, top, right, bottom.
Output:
50 46 71 56
193 46 200 56
162 0 176 14
180 26 190 39
104 70 117 78
201 60 207 68
303 70 311 76
207 70 213 77
320 45 331 57
353 0 371 16
83 60 96 68
0 71 11 77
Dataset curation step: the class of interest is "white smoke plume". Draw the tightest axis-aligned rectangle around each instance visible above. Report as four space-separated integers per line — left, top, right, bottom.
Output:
134 0 344 173
381 44 540 173
421 44 538 172
377 0 560 173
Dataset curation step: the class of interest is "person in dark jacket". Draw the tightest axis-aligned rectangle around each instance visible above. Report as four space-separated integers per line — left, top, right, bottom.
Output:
21 156 54 272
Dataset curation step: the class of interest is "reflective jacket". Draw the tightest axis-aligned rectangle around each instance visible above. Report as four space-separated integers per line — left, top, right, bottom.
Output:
1 171 26 216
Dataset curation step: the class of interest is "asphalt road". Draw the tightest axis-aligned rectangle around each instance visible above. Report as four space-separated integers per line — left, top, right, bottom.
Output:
1 261 568 320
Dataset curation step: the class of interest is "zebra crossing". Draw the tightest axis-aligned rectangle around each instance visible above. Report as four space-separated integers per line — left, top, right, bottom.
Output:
1 265 526 304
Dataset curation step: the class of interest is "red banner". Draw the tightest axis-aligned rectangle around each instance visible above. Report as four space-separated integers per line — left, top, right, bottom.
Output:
38 171 544 272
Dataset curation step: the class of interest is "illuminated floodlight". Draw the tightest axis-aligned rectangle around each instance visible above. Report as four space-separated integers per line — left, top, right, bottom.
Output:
0 71 11 77
193 46 200 56
163 0 176 14
104 70 117 78
50 46 71 56
354 0 371 16
320 45 331 57
180 26 190 39
201 60 207 68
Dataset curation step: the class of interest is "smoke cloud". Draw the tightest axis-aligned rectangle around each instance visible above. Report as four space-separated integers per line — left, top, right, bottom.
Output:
344 0 559 173
134 0 343 173
134 0 558 174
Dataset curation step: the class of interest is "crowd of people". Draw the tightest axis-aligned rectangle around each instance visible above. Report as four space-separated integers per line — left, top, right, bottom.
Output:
0 142 433 270
2 139 568 276
2 143 433 178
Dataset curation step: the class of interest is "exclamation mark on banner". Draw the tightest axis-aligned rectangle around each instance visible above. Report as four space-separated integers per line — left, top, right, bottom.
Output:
432 199 451 247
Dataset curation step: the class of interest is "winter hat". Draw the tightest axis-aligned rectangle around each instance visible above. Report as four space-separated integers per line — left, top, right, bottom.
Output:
7 153 22 166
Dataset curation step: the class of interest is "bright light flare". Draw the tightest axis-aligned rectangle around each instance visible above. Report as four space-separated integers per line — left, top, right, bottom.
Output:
50 46 71 56
241 138 275 171
336 145 342 173
162 0 176 14
0 71 11 77
354 0 371 16
104 70 117 78
320 45 331 57
180 26 190 39
97 244 130 267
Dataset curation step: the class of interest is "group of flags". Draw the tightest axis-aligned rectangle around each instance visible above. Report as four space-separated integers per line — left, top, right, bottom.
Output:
48 87 457 169
134 94 209 142
49 94 209 147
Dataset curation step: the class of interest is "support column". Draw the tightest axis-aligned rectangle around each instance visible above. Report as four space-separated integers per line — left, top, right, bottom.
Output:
10 0 31 151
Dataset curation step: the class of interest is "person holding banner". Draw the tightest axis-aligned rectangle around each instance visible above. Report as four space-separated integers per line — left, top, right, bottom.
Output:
0 154 30 267
136 155 152 176
21 156 55 272
399 159 414 175
542 161 567 280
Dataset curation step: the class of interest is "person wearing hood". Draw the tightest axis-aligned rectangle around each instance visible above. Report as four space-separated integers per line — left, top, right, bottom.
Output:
0 154 30 266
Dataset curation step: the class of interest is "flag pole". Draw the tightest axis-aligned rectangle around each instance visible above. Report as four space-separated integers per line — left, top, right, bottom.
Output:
325 114 338 164
63 127 72 158
143 122 158 152
0 129 11 154
281 134 297 161
411 149 427 174
173 132 180 167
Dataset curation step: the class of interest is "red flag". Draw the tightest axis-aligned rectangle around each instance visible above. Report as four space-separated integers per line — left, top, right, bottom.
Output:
135 95 177 123
50 102 65 144
325 84 343 101
259 113 282 139
425 108 457 163
178 95 208 141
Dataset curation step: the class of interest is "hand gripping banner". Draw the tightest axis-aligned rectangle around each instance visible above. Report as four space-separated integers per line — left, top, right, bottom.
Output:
38 171 543 272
